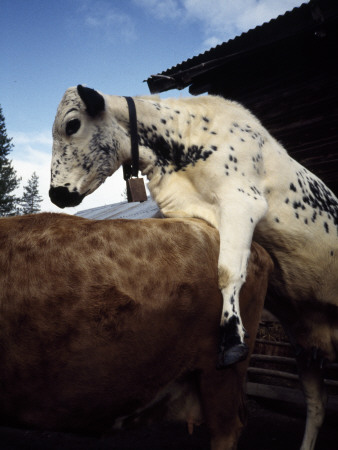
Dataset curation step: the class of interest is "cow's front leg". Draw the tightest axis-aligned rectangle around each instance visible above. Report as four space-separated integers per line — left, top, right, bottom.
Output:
216 192 267 368
218 256 251 368
218 281 249 368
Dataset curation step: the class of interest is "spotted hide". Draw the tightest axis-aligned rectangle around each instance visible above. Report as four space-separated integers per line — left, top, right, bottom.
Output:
0 213 271 450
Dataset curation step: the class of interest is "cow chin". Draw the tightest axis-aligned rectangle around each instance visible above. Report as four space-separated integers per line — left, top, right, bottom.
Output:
49 186 85 209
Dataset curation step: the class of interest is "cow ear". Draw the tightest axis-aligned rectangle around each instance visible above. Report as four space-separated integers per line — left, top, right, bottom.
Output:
77 85 105 117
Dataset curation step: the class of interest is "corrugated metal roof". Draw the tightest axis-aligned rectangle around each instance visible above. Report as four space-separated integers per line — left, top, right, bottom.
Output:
76 198 161 220
147 0 334 94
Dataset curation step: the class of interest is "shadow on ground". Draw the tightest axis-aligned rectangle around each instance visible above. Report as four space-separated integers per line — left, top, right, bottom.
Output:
0 400 337 449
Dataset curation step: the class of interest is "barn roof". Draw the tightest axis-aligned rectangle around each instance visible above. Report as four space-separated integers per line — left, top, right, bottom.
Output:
146 0 338 195
76 198 161 220
147 0 336 95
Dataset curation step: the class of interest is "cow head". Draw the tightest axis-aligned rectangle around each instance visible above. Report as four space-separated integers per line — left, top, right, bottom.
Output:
49 85 128 208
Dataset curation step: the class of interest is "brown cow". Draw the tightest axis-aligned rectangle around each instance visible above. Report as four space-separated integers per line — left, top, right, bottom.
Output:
0 213 272 450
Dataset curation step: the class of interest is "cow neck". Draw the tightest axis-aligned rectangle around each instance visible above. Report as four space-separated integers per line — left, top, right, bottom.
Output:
123 96 139 180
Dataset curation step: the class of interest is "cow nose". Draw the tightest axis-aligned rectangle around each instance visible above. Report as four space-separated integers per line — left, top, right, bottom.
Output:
49 186 84 208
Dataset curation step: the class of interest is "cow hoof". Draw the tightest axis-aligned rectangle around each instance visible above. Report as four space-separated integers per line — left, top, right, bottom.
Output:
217 343 249 369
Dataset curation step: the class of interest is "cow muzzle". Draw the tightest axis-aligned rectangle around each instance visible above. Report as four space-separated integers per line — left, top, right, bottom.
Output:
49 186 85 208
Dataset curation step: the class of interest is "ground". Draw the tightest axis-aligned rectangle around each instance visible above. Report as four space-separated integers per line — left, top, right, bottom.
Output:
0 399 337 450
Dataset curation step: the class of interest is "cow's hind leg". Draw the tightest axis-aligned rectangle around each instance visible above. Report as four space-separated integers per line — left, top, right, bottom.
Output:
217 192 267 368
297 349 327 450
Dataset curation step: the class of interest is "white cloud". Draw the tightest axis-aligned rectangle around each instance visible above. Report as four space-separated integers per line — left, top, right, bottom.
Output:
75 0 137 43
223 0 307 34
12 131 53 147
134 0 183 20
185 0 309 48
203 36 223 50
136 0 308 50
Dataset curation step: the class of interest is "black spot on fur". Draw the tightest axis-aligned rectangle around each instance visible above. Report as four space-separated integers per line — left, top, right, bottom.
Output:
218 316 246 359
138 132 216 172
250 186 261 196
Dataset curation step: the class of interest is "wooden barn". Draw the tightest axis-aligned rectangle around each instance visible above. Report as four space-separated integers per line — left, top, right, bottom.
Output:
146 0 338 408
147 0 338 196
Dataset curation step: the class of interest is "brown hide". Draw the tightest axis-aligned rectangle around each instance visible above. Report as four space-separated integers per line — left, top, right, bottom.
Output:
0 213 272 450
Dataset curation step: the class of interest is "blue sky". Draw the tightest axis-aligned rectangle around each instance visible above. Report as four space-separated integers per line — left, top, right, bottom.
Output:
1 0 307 213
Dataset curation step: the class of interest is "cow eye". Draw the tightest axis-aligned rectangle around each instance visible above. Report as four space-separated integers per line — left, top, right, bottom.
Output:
66 119 81 136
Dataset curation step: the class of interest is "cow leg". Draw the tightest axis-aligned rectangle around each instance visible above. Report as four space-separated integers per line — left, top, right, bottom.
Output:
200 248 269 449
297 350 327 450
199 366 245 450
218 280 249 368
217 192 267 367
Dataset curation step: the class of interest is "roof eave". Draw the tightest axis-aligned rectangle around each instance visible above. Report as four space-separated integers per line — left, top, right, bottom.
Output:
146 0 337 95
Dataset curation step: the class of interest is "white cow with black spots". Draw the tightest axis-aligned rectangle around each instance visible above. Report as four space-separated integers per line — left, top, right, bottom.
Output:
50 86 338 448
50 86 270 367
50 85 338 362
